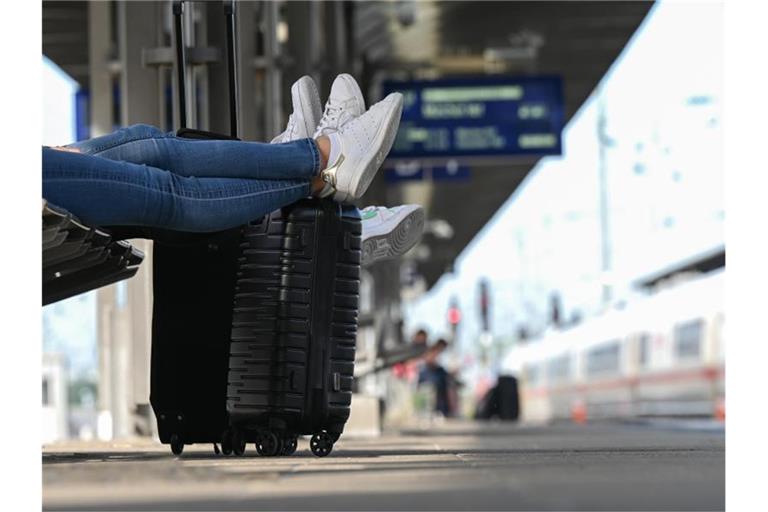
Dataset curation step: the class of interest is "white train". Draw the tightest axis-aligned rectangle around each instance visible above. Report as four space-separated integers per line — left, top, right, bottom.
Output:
502 270 725 423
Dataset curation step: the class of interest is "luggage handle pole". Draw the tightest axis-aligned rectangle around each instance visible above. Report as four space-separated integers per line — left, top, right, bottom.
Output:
172 0 239 138
224 0 239 138
172 0 187 130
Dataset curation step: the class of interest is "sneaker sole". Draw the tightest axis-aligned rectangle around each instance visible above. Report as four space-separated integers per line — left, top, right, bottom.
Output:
345 95 404 201
293 76 322 138
361 206 425 267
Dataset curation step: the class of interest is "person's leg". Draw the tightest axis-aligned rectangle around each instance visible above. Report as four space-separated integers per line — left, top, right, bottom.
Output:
43 147 312 233
65 124 324 181
434 367 450 416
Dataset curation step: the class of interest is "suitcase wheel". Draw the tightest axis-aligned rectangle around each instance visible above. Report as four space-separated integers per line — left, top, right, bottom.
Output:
232 428 247 456
281 435 298 456
310 431 334 457
221 429 233 456
255 431 281 457
170 434 184 456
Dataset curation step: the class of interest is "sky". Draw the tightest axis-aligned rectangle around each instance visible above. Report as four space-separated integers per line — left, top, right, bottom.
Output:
402 1 724 359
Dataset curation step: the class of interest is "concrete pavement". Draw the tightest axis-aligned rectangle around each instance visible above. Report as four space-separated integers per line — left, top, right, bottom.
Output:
43 421 724 510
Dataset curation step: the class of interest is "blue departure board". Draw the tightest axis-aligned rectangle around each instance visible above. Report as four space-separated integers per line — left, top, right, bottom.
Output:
381 76 564 159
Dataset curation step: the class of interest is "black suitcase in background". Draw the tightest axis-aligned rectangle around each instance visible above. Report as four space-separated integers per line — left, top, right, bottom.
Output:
475 376 519 421
227 200 361 457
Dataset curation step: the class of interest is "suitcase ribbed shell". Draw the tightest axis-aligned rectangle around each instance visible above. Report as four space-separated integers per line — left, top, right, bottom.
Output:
227 199 361 438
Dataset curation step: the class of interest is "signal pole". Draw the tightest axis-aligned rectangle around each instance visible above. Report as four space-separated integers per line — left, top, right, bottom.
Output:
447 297 461 342
597 91 613 307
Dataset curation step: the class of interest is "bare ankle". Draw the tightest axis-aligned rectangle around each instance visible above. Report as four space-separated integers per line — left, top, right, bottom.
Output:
310 175 326 196
315 136 330 170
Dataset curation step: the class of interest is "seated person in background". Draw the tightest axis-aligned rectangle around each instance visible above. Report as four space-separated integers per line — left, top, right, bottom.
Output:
43 74 423 267
418 338 453 417
391 328 431 381
412 328 429 348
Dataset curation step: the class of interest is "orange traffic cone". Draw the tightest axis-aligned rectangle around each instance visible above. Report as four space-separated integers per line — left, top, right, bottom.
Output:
571 400 588 424
715 398 725 422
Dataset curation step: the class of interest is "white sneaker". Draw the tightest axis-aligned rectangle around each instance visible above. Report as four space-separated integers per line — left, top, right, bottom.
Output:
320 93 404 202
271 76 322 143
360 204 425 267
313 73 366 138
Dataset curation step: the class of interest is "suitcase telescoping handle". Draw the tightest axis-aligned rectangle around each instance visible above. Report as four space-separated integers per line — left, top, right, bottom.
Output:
223 0 239 138
172 1 188 130
172 0 239 139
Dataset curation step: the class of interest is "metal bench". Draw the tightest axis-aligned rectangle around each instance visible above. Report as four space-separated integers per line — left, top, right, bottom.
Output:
42 200 145 306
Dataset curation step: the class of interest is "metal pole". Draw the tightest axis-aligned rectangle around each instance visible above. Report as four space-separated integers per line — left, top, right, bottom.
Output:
224 0 239 138
87 1 113 137
308 1 321 84
117 0 162 438
235 0 258 140
172 1 187 129
597 92 612 306
264 0 282 138
89 0 116 440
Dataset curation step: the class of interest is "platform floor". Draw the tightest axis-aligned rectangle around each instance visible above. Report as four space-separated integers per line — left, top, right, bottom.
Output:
43 420 724 511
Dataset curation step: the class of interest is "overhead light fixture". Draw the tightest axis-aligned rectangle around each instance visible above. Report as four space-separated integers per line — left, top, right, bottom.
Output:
427 219 454 240
483 29 545 69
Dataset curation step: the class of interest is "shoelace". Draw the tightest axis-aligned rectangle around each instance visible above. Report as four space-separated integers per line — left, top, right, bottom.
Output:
316 102 344 135
317 96 364 136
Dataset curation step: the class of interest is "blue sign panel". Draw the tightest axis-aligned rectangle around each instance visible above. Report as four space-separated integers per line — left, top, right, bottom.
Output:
433 162 471 181
385 161 471 183
385 165 425 183
382 76 564 159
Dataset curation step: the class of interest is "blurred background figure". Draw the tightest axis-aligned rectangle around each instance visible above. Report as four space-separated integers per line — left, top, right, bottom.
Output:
411 329 428 349
417 339 452 417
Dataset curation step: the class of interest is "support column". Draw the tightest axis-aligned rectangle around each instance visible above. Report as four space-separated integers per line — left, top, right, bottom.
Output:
264 0 283 138
115 0 163 438
87 1 113 137
322 1 350 86
90 0 118 441
96 288 114 440
236 0 259 140
205 0 259 140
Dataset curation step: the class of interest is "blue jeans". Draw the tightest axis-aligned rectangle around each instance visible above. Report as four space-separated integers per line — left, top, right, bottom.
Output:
43 124 320 232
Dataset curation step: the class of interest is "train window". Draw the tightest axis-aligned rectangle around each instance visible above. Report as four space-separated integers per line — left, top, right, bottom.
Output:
525 364 541 387
42 377 50 406
675 319 703 360
586 342 621 376
638 334 650 367
546 355 571 383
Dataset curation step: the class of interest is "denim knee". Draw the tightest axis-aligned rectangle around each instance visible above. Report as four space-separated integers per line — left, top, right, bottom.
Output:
70 124 166 155
122 124 166 139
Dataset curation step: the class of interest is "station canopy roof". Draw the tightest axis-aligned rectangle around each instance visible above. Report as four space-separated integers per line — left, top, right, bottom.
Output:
355 1 653 289
42 1 653 292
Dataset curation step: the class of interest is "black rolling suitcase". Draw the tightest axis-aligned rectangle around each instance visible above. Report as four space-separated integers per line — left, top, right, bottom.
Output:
227 200 361 457
150 0 243 456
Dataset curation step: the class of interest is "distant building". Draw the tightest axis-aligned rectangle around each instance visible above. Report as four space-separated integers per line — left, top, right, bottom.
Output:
42 354 69 443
